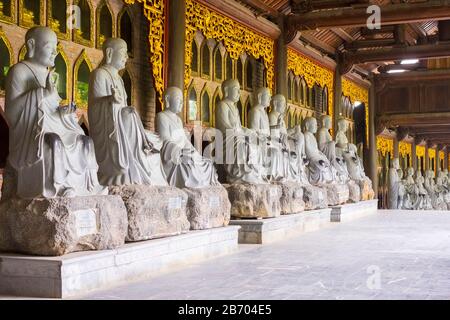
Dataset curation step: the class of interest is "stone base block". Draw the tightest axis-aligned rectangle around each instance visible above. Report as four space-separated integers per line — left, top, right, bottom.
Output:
324 183 349 206
275 182 305 215
229 208 332 244
109 185 190 242
0 226 240 298
184 186 231 230
347 180 361 203
225 183 281 219
303 185 328 210
331 199 378 222
360 179 375 201
0 196 127 256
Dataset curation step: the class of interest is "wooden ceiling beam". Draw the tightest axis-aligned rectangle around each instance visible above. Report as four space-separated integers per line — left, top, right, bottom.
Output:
287 0 450 30
239 0 280 17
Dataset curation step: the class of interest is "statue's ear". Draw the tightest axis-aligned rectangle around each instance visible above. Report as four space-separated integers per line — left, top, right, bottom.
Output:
105 48 113 64
26 39 35 58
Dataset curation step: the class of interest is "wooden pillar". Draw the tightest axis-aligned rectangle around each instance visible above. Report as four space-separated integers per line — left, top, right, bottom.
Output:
275 16 288 97
425 144 429 170
393 137 399 159
167 0 186 90
333 67 342 137
411 140 417 170
368 76 378 196
445 149 449 171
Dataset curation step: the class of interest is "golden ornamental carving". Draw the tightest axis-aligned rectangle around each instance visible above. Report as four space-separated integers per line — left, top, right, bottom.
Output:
185 0 275 93
398 141 411 158
439 150 445 161
376 136 394 157
287 48 334 130
428 148 436 159
416 145 425 158
125 0 165 102
342 78 369 146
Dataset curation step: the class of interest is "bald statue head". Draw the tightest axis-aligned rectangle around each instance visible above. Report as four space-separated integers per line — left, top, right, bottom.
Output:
25 26 58 68
320 115 332 129
103 38 128 71
337 117 348 132
221 79 241 103
304 117 318 134
255 87 271 108
164 86 183 114
272 94 286 114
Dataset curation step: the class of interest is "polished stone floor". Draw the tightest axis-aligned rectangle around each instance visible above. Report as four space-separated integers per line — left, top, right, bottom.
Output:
80 210 450 300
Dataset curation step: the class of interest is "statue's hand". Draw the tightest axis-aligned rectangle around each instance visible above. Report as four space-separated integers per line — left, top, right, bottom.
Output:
110 85 123 104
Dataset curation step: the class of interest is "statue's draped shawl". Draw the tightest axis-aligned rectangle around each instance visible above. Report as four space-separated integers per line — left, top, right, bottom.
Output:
88 65 167 186
4 61 102 198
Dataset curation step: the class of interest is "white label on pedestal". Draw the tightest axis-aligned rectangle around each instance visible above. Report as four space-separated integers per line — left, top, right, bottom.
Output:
168 197 182 210
209 196 220 208
74 209 98 237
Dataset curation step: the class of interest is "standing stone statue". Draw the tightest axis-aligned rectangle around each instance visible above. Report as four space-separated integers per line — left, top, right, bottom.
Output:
215 80 280 218
303 116 349 205
2 26 106 199
402 167 420 210
317 115 360 202
215 79 267 185
88 38 167 186
388 158 405 209
415 170 433 210
156 87 219 188
335 118 375 200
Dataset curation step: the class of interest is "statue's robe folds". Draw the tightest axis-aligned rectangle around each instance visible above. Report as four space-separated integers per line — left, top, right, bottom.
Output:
215 100 267 184
303 131 334 185
4 61 105 199
249 106 287 181
156 110 219 188
88 66 167 186
318 129 349 184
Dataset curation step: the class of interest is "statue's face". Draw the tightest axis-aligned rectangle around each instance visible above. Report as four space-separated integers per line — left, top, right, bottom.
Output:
226 83 241 103
32 31 58 67
110 45 128 71
323 116 331 129
338 120 347 132
274 97 286 114
307 119 317 133
167 89 183 113
259 90 271 108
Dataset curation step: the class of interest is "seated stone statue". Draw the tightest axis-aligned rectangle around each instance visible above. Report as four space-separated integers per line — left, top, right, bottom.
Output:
424 169 447 210
156 87 219 188
402 167 420 209
88 38 167 186
303 116 349 205
215 79 267 185
303 117 334 185
248 88 287 182
317 115 349 185
2 27 106 199
415 170 433 210
388 158 405 209
436 170 450 209
335 117 374 200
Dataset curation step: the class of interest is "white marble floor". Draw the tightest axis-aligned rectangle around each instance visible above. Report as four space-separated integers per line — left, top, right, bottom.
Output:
78 210 450 300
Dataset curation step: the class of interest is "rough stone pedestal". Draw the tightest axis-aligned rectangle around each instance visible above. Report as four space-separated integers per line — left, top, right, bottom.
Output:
331 199 378 222
302 185 328 210
225 184 281 218
323 183 349 206
109 185 190 242
347 179 361 203
274 182 305 215
360 179 375 201
0 196 127 256
184 186 231 230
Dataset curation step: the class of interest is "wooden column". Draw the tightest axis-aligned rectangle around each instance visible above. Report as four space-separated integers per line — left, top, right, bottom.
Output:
167 0 186 90
368 76 378 196
411 140 417 170
333 67 342 137
275 16 288 97
425 144 429 170
393 137 399 159
445 149 449 171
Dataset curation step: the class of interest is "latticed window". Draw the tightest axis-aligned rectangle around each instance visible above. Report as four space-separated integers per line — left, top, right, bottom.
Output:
54 53 67 100
191 40 199 73
245 59 253 90
201 43 210 77
236 58 243 88
48 0 68 35
188 86 198 121
74 0 92 44
97 1 113 48
75 59 91 109
119 9 133 56
214 47 222 81
0 0 13 19
201 91 210 124
21 0 41 26
225 54 233 80
287 75 292 101
0 37 11 92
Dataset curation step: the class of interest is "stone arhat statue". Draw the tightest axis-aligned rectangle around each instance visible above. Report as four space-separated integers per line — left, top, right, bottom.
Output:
388 158 405 209
2 26 106 199
214 79 267 184
156 86 219 188
88 38 167 186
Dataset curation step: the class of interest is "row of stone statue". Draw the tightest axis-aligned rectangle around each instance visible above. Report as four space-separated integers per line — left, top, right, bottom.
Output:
1 28 374 210
388 159 450 210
